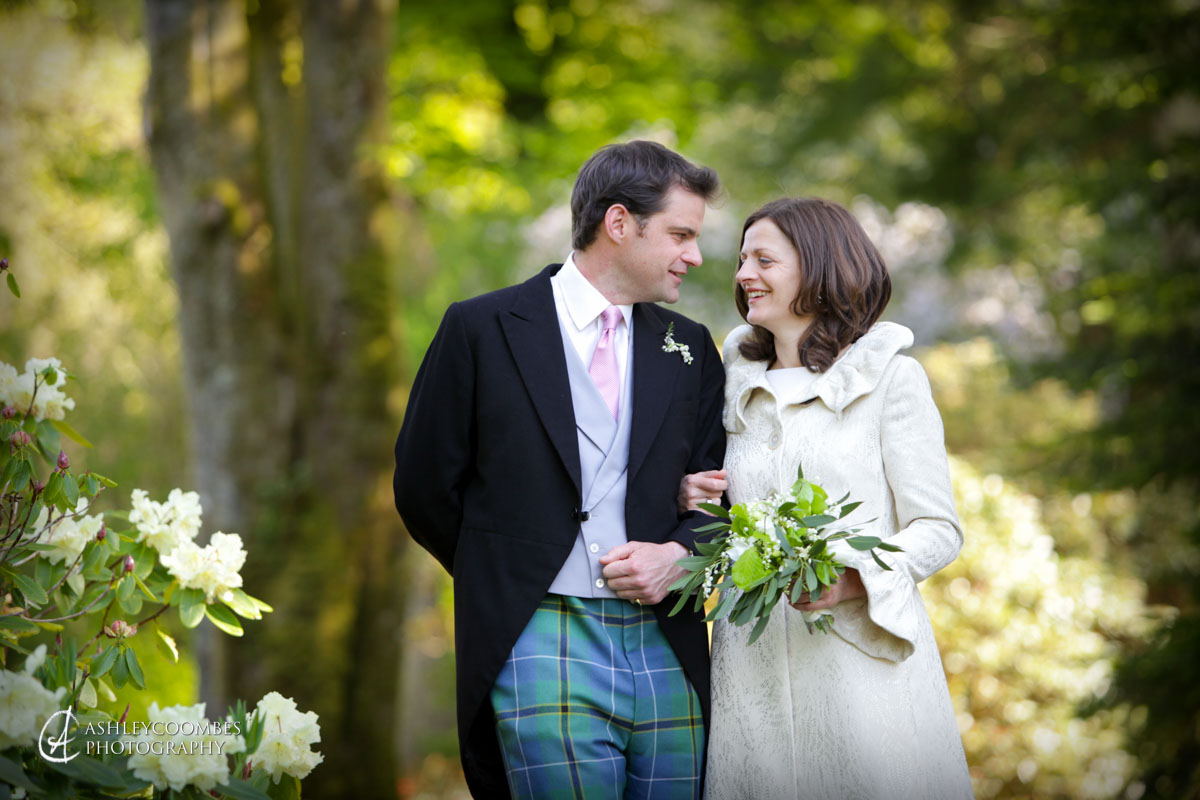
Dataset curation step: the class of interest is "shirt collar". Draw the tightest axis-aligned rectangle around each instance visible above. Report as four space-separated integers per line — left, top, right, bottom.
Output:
558 253 632 331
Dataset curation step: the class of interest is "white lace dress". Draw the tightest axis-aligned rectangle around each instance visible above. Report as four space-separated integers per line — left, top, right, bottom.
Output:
704 323 973 800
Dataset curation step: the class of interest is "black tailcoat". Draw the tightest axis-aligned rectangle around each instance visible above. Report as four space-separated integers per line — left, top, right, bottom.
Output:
394 264 726 797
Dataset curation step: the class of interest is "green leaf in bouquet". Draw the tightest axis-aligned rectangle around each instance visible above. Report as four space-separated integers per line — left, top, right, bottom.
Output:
90 644 121 680
124 647 146 689
777 501 796 515
838 500 863 519
693 521 729 534
731 548 771 591
707 588 739 622
793 481 814 510
831 489 850 506
696 502 729 519
206 602 245 636
800 514 836 528
668 587 693 616
870 550 894 571
747 607 774 645
773 522 795 557
847 535 882 550
13 572 49 607
789 576 806 603
179 589 206 628
804 565 818 593
796 461 804 481
811 488 828 516
878 542 903 552
809 582 824 603
675 555 716 571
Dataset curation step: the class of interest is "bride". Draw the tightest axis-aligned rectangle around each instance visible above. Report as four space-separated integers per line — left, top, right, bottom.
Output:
681 197 974 799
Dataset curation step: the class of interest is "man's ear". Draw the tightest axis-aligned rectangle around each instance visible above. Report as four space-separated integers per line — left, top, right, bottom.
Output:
602 203 632 244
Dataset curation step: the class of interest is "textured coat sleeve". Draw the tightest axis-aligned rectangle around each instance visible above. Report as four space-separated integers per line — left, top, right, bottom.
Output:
668 324 727 553
393 302 475 574
832 356 963 661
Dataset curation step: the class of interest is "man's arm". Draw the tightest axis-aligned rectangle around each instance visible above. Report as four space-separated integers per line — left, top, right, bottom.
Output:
393 302 475 574
601 323 726 604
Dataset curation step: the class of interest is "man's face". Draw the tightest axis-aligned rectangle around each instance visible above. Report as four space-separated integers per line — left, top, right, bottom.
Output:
614 186 706 304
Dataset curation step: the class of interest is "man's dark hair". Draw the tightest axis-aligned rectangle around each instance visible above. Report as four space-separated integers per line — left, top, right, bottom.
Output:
570 140 720 251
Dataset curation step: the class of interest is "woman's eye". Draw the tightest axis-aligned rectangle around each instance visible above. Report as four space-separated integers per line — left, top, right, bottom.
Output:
759 257 772 266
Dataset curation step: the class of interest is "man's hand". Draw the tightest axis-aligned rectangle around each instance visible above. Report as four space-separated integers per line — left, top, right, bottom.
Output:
599 541 690 606
790 567 866 611
677 469 728 514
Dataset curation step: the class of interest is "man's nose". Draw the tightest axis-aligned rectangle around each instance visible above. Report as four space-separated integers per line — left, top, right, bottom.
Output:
683 242 702 266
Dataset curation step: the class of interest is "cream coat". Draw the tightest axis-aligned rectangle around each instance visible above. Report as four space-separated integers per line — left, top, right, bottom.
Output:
705 322 974 800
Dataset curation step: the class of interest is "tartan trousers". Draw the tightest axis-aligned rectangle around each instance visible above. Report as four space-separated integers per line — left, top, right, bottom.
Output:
490 594 705 799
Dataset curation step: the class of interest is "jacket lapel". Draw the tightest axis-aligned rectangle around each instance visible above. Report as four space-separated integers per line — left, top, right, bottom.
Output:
499 265 582 495
628 303 681 481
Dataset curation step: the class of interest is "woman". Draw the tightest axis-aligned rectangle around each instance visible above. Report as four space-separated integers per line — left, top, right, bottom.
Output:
682 198 973 799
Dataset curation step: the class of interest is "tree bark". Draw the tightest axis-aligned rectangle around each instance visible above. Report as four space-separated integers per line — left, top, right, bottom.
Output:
144 1 400 796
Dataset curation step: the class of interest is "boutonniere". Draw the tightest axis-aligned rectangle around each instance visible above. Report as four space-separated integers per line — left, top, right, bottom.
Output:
662 322 694 365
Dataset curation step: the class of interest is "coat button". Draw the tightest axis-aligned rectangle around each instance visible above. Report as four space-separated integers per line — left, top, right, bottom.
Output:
769 431 781 449
595 578 605 589
589 543 600 554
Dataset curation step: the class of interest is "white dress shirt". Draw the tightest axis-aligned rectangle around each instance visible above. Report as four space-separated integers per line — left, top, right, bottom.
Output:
551 254 633 388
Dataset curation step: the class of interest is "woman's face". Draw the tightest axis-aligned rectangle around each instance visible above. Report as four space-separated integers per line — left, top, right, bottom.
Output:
736 217 806 339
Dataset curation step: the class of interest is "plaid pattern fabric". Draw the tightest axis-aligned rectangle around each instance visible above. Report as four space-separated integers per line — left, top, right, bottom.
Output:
491 594 704 799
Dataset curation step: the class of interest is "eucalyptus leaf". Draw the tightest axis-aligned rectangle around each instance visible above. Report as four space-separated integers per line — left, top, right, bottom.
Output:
847 535 882 550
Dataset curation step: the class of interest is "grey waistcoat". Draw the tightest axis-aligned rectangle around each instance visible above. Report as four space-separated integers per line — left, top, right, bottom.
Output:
547 317 635 599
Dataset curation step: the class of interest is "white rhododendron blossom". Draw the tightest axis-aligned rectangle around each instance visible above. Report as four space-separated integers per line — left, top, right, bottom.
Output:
251 692 324 783
0 645 67 750
126 702 245 792
159 532 246 603
32 500 102 594
0 358 75 421
129 488 203 555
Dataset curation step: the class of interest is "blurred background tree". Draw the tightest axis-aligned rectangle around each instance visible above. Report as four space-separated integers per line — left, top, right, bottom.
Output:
1 0 1196 797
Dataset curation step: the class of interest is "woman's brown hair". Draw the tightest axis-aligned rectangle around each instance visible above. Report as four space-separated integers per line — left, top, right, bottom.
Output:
734 197 892 372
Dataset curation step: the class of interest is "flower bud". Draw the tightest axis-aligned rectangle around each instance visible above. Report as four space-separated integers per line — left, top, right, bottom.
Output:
123 554 135 574
0 257 7 271
105 619 137 638
1 405 14 419
9 430 32 447
57 451 69 471
32 479 44 494
96 525 107 542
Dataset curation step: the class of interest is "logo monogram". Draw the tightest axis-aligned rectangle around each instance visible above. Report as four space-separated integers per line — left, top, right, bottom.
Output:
38 707 78 763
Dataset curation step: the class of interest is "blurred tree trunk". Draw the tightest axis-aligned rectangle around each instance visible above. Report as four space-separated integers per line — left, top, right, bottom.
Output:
144 1 402 796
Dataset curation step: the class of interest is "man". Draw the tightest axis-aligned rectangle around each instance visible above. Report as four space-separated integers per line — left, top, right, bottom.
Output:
394 140 725 798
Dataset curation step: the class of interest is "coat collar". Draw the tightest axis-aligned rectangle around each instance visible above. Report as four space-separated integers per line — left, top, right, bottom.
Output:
723 321 914 431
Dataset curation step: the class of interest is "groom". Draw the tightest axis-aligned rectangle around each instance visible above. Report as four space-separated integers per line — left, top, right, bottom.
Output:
393 140 726 798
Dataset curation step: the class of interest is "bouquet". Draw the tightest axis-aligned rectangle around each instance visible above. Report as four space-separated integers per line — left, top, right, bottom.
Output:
668 464 901 644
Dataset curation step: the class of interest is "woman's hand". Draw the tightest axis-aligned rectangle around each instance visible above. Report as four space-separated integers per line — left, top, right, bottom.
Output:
677 469 728 514
790 567 866 611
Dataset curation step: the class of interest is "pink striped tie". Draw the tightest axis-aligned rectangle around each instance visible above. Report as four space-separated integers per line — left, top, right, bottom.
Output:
589 306 621 420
